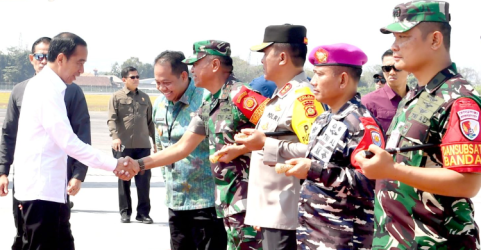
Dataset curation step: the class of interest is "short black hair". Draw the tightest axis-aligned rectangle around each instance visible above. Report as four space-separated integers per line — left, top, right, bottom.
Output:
207 55 234 73
381 49 393 61
331 66 362 82
121 66 138 78
154 51 188 77
31 37 51 54
47 32 87 63
272 43 307 68
419 22 451 51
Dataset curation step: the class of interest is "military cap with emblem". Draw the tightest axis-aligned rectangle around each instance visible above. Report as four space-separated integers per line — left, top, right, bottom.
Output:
182 40 231 65
308 43 368 68
381 0 450 34
250 24 308 52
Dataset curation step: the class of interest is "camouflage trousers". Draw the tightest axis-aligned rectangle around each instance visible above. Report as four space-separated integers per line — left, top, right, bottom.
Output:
223 212 263 250
296 182 374 250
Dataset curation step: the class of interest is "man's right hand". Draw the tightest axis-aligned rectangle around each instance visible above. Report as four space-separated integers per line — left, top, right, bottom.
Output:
113 157 139 181
112 139 122 151
0 174 9 196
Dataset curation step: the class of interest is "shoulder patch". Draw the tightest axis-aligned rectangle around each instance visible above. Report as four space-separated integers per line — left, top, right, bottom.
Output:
232 85 269 125
292 87 325 144
351 117 385 171
441 97 481 173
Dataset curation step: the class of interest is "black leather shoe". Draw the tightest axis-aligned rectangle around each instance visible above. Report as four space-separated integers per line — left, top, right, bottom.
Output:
136 215 153 224
121 213 130 223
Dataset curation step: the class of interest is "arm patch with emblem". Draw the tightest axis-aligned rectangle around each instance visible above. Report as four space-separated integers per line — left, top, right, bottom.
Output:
351 117 385 171
441 97 481 173
292 87 325 144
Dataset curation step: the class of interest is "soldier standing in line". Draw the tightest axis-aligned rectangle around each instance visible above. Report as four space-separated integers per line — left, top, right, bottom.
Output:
234 24 322 250
127 40 263 249
356 1 481 249
284 43 384 249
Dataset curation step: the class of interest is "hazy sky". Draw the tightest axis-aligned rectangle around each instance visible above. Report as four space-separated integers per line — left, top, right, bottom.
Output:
0 0 479 74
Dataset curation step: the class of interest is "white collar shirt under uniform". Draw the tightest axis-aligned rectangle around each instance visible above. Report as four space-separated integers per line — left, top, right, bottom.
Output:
13 66 117 203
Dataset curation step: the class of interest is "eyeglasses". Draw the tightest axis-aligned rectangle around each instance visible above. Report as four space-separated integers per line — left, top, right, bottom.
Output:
33 53 48 61
381 65 402 73
128 75 140 79
374 78 386 84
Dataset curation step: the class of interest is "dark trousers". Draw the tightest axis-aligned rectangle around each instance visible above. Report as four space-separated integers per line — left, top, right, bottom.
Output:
113 148 151 216
12 184 74 250
169 207 227 250
19 199 74 250
261 228 297 250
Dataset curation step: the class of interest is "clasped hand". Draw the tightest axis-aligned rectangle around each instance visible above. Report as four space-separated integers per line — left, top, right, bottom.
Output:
113 157 140 180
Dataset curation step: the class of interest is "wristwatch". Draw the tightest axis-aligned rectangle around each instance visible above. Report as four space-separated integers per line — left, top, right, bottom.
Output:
137 158 145 171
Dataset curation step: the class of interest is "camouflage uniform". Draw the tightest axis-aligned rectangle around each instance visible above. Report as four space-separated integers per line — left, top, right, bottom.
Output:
376 2 481 249
185 40 262 250
374 65 481 250
298 94 383 250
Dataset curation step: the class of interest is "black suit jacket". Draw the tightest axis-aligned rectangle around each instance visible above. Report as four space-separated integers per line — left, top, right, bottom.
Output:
0 79 90 181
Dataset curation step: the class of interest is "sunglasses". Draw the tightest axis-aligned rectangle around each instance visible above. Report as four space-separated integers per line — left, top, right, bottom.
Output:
381 65 402 73
33 53 48 61
374 78 386 84
128 75 140 79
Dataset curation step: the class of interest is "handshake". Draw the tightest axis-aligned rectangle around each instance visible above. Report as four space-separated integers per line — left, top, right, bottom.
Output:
113 157 141 181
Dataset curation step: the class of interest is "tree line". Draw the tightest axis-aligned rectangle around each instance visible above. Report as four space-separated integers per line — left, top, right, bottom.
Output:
1 45 480 89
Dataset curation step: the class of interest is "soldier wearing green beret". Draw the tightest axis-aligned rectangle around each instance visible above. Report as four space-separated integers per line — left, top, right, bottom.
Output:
356 1 481 249
129 40 262 250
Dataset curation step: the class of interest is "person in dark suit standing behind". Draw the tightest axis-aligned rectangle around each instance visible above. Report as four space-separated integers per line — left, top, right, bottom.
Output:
107 66 156 224
0 36 90 250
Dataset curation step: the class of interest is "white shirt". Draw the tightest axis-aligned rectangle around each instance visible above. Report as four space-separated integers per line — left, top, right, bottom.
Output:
14 66 117 203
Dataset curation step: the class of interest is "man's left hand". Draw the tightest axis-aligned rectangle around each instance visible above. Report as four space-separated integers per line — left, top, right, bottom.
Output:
67 178 82 196
285 158 312 179
234 129 266 151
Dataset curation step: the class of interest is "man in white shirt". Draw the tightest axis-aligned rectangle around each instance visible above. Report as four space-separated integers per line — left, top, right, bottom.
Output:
13 32 137 250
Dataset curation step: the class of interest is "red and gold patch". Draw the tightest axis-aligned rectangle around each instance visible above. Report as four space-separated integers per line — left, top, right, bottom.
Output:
303 37 308 45
351 117 385 172
441 97 481 173
315 48 329 64
232 85 269 125
243 96 257 111
279 83 292 97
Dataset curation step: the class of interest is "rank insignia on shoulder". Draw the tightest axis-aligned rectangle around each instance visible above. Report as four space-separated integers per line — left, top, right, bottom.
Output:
278 83 292 97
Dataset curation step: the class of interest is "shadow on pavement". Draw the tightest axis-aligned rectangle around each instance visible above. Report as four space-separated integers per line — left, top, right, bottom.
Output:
81 181 165 188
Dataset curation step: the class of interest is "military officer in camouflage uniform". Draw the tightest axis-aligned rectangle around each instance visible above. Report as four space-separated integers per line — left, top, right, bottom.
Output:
129 40 262 250
285 43 384 249
234 24 315 250
356 1 481 249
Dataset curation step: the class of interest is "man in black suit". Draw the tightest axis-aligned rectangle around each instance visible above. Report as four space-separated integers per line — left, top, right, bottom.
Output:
0 36 91 250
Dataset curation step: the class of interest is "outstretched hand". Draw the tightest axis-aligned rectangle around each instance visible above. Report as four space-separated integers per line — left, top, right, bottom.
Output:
234 129 266 151
113 157 140 180
217 144 250 163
